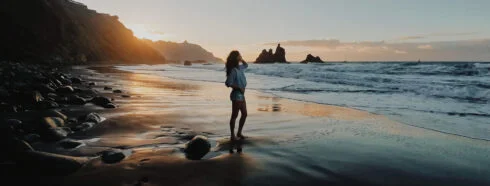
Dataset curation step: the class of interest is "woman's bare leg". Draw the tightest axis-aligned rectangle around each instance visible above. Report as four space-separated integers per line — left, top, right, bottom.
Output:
229 101 240 141
237 100 247 139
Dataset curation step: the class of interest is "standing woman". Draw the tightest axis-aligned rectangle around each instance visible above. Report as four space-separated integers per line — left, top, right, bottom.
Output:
225 51 248 142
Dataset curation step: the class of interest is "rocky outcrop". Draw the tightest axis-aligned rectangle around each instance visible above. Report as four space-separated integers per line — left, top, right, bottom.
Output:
0 0 165 64
143 40 223 63
255 44 288 63
300 54 324 63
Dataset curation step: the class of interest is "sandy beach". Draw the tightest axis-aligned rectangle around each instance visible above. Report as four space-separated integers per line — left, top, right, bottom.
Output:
10 65 482 186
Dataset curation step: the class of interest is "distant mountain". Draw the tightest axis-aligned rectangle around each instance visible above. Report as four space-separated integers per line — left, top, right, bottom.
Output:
0 0 165 64
143 40 223 63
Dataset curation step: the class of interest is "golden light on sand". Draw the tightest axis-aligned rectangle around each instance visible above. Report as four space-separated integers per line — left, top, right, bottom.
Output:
126 24 168 41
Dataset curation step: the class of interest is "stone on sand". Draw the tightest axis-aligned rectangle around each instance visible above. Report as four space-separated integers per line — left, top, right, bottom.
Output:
101 149 126 164
184 135 211 160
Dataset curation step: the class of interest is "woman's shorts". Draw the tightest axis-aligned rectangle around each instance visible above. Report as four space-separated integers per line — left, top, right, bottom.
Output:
230 89 245 101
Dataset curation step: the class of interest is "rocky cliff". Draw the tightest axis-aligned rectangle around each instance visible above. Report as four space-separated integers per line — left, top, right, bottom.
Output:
0 0 165 64
255 44 288 63
300 54 324 63
143 40 222 63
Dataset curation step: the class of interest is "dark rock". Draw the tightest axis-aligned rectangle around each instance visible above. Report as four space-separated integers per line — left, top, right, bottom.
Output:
300 54 324 63
41 117 65 129
32 91 44 103
104 86 112 90
88 82 96 86
39 110 68 121
83 112 103 123
9 139 35 152
184 60 192 66
103 103 117 109
38 100 59 109
184 135 211 160
101 149 126 164
70 77 82 84
19 151 84 176
56 86 74 94
23 133 41 143
121 95 131 98
91 96 112 106
68 95 86 105
113 89 123 93
41 127 69 141
255 43 288 63
72 122 95 132
36 84 56 94
59 140 83 149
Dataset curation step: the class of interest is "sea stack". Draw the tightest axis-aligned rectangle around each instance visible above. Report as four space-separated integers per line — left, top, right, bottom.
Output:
255 44 288 63
300 54 324 63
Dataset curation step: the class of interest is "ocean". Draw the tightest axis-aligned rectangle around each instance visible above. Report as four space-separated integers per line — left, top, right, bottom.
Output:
117 62 490 141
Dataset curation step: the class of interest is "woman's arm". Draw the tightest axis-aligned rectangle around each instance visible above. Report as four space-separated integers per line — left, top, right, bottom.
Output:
239 59 248 70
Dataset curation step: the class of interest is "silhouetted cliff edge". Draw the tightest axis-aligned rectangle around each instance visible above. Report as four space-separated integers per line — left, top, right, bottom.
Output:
143 40 223 63
0 0 165 64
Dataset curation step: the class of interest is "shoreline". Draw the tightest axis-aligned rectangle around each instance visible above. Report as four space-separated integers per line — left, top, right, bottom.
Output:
1 64 489 185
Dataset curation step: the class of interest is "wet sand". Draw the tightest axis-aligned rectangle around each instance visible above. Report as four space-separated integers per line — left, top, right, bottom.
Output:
43 65 490 186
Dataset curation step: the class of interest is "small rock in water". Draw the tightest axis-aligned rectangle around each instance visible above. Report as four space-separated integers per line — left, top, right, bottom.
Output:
88 82 96 86
41 127 69 141
113 90 122 93
70 77 82 84
91 96 112 106
32 91 44 103
103 103 117 109
72 122 95 132
68 95 86 105
83 112 102 123
38 100 59 109
104 86 112 90
121 94 131 98
101 149 126 164
23 133 41 143
184 135 211 160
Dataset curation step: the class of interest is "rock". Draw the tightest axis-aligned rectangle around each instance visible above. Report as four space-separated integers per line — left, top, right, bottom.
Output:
23 133 41 143
41 117 65 129
41 127 69 141
56 86 74 94
184 60 192 66
103 103 117 109
184 135 211 160
37 110 68 121
121 95 131 98
9 139 35 152
19 151 84 176
255 43 288 63
47 93 58 98
70 77 82 84
101 149 126 164
301 54 324 63
59 139 83 149
36 84 56 94
83 112 103 123
67 95 86 105
104 86 112 90
38 100 59 109
113 89 122 93
72 122 95 132
88 82 96 86
91 96 112 106
32 91 44 103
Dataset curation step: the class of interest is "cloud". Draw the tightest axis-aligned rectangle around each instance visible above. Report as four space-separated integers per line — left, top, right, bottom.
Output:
259 39 490 61
397 32 479 41
417 45 433 50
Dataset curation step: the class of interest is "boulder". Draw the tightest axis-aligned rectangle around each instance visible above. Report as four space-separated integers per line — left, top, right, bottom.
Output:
101 149 126 164
184 135 211 160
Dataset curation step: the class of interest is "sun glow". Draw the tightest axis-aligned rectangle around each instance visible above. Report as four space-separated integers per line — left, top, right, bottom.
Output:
126 24 169 41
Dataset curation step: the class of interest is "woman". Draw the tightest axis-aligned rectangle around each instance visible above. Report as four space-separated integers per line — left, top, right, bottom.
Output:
225 50 248 142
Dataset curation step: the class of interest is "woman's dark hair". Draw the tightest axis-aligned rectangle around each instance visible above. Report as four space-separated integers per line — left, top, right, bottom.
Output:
226 50 240 76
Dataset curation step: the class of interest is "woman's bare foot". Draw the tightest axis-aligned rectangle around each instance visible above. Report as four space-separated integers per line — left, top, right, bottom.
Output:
237 134 246 140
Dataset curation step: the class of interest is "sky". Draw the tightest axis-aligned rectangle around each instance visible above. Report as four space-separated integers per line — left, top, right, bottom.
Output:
77 0 490 61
